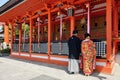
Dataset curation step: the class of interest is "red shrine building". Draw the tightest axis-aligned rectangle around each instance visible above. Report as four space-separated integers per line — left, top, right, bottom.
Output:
0 0 120 74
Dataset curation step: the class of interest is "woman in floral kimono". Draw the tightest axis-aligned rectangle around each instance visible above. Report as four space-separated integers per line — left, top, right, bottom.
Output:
81 33 96 76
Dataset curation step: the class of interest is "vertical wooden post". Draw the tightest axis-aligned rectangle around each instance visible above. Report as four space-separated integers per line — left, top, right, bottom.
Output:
48 8 52 60
4 23 9 44
29 15 33 57
106 0 112 60
9 21 14 55
19 23 22 56
70 16 75 36
86 2 90 34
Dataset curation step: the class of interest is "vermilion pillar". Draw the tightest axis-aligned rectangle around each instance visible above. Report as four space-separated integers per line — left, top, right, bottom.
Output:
29 15 33 57
48 8 52 60
106 0 113 60
4 23 9 44
113 0 118 37
70 16 75 36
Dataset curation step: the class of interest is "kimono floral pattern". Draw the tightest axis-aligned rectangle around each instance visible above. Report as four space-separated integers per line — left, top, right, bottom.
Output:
81 39 96 75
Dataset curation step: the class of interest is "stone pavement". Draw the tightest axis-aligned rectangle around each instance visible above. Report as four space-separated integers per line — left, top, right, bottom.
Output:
0 56 120 80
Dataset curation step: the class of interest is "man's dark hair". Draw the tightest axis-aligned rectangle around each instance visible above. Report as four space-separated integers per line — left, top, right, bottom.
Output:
72 30 78 34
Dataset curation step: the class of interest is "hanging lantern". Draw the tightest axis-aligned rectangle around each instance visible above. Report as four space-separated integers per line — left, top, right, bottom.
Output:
57 11 61 16
44 25 47 33
80 17 86 25
62 22 66 31
80 8 86 25
67 8 74 16
86 3 89 8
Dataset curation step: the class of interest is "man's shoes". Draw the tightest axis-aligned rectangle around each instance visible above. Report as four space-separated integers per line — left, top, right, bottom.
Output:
68 72 74 74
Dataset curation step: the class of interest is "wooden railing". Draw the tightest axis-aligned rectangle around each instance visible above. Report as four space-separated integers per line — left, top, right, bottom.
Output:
12 39 106 58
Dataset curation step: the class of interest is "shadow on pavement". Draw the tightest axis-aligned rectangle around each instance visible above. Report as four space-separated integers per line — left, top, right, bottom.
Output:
91 72 107 80
3 56 68 72
2 56 111 79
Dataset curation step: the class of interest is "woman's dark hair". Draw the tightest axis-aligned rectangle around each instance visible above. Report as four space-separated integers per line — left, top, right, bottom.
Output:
84 33 91 38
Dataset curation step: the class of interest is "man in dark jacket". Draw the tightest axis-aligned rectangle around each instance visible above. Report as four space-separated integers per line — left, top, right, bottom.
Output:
68 30 81 74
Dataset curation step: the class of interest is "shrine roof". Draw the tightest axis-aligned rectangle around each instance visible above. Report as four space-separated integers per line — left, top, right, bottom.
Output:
0 0 24 14
0 0 107 22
